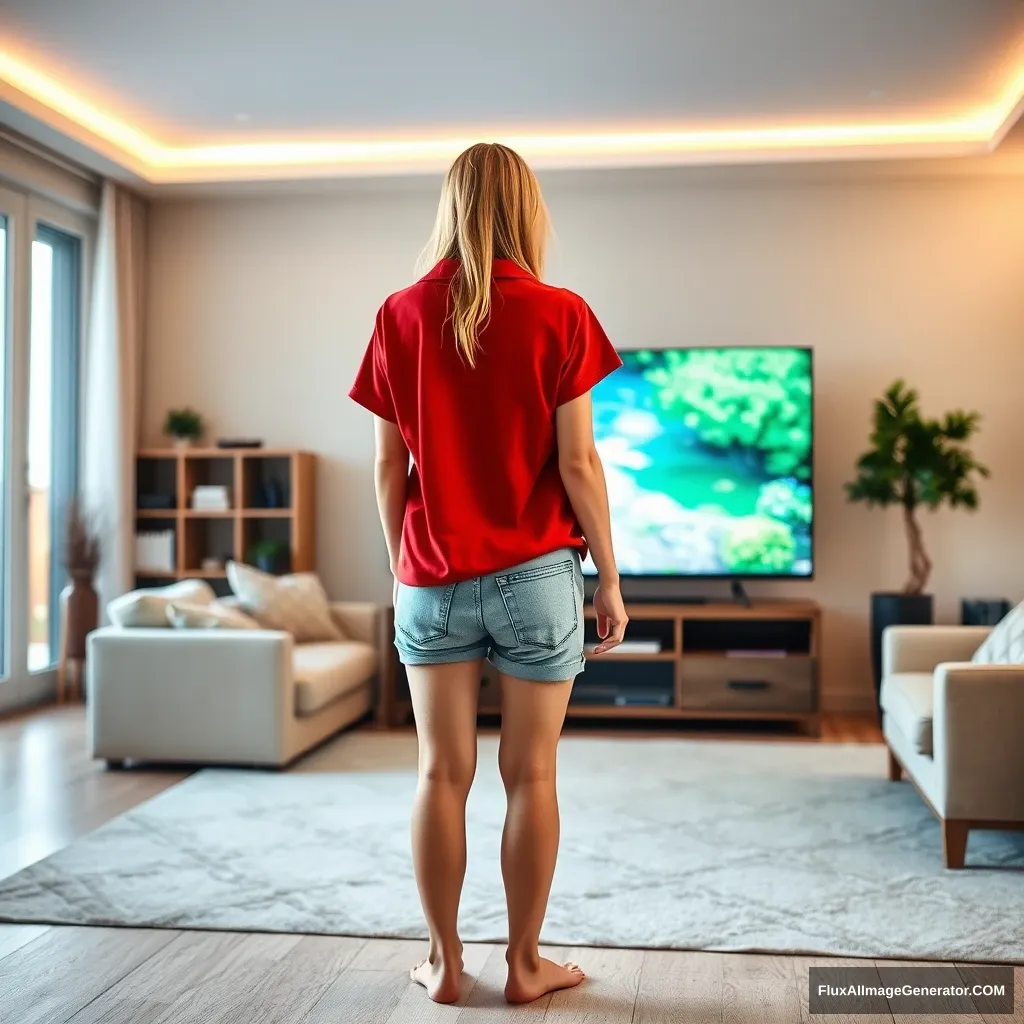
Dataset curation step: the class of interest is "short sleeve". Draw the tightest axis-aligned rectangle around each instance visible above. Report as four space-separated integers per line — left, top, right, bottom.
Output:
556 300 623 407
349 311 397 422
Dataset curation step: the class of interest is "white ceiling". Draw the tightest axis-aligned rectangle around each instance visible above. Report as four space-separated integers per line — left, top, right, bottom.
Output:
1 0 1023 184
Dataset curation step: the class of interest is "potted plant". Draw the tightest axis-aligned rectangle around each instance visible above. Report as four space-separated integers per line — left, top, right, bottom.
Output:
846 380 989 714
245 539 291 575
61 501 101 683
164 407 204 450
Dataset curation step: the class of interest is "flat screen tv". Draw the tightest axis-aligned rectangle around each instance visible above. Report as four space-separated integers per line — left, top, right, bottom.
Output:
583 346 813 578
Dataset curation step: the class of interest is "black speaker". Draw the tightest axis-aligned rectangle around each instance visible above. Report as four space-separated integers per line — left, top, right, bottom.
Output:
960 599 1011 627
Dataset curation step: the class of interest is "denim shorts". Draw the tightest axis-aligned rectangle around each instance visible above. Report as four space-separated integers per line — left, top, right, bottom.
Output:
394 548 585 682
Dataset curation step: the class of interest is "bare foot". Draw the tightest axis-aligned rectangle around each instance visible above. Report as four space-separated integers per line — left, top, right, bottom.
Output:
410 949 464 1004
505 957 586 1004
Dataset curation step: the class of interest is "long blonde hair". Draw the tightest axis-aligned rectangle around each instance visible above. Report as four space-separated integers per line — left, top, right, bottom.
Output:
420 143 549 367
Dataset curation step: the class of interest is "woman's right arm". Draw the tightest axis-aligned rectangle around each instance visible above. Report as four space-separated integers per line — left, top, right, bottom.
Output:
556 392 628 653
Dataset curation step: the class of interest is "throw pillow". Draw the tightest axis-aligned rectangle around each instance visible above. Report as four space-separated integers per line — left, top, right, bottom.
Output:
972 601 1024 664
107 579 216 628
166 599 261 630
226 561 343 643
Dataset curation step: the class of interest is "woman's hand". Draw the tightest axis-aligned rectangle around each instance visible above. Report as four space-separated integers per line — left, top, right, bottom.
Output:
591 580 628 654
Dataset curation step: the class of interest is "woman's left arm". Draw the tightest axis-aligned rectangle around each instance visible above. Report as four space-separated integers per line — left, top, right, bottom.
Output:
373 416 409 578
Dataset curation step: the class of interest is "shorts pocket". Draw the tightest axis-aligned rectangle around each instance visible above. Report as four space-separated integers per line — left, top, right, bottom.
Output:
396 583 456 644
495 560 578 650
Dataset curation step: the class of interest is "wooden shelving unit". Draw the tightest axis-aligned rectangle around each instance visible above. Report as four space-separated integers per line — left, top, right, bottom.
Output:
388 599 821 735
135 447 316 593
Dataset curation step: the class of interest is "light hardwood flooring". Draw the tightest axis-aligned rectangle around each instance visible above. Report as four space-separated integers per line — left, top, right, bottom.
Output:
1 706 1018 1024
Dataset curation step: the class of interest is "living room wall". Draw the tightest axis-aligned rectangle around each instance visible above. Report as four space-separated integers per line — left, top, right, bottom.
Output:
143 164 1024 711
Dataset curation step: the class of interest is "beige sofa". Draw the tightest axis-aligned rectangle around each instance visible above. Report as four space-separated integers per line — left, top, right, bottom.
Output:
881 624 1024 868
88 602 393 768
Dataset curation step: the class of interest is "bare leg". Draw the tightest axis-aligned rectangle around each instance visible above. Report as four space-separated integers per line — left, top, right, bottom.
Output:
406 659 481 1003
498 672 586 1004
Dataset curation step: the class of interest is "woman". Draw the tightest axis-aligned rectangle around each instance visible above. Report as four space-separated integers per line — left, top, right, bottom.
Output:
349 142 627 1005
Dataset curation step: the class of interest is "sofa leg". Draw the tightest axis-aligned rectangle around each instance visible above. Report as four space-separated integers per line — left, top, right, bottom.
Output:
942 819 969 869
886 746 902 782
105 759 126 770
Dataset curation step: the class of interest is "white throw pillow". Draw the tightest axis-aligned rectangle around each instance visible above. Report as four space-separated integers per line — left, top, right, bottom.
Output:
166 599 261 630
107 579 216 628
972 601 1024 665
226 561 343 643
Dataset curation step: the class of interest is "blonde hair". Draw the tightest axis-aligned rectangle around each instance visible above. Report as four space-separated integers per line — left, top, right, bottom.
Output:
420 143 549 367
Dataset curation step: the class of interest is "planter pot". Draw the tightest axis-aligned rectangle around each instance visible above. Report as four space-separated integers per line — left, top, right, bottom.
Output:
62 574 99 660
870 591 933 718
171 436 194 451
254 551 291 575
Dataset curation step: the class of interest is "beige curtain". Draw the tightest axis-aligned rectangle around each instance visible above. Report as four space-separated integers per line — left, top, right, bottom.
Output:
82 183 147 615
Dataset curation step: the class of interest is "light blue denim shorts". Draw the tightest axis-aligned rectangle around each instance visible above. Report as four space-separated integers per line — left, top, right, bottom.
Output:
394 547 585 682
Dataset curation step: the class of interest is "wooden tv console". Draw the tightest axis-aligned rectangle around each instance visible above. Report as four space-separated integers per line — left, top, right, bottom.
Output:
386 599 821 735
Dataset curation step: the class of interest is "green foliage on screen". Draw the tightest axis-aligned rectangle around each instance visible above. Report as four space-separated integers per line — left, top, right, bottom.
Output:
642 348 811 478
721 516 797 574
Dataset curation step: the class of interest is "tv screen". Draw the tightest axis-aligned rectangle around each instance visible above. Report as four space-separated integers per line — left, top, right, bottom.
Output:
584 347 813 578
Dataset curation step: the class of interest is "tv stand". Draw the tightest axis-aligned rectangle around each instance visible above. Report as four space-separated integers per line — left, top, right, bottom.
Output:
730 579 751 608
386 599 822 736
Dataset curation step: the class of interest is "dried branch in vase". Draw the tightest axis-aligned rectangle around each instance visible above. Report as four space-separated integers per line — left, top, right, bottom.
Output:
63 501 101 580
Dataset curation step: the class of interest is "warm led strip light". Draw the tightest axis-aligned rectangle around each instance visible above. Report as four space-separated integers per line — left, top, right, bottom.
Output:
1 44 1023 183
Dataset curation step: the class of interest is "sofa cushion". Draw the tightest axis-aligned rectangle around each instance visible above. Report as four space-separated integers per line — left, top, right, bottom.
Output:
227 561 343 643
880 672 934 756
293 641 376 717
972 601 1024 665
107 579 216 628
166 599 261 630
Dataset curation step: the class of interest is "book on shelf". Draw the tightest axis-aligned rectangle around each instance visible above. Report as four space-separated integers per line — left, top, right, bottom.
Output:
191 485 232 511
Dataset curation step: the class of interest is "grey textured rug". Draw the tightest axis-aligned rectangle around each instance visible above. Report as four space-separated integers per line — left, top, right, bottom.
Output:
0 735 1022 962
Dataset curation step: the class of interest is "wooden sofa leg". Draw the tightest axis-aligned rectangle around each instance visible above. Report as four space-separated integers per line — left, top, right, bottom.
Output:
886 746 902 782
942 820 969 869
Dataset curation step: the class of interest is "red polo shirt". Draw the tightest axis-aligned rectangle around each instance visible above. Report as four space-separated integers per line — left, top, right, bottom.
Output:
349 258 621 587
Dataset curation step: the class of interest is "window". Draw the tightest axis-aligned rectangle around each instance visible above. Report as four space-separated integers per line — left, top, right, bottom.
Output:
0 178 91 706
27 227 81 670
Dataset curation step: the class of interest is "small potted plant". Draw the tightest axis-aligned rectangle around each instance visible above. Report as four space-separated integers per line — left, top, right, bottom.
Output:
846 380 989 714
164 407 204 450
245 539 291 575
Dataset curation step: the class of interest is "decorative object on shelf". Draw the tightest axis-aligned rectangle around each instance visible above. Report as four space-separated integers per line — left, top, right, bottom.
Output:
201 556 225 573
245 539 291 575
216 438 263 449
255 478 286 509
164 407 205 450
961 598 1011 627
135 529 176 573
845 380 989 711
191 484 232 511
58 501 102 703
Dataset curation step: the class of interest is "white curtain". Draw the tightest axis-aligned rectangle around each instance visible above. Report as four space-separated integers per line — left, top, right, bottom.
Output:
82 183 147 616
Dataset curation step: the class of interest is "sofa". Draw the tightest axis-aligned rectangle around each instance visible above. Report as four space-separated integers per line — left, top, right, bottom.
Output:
88 601 393 768
881 624 1024 868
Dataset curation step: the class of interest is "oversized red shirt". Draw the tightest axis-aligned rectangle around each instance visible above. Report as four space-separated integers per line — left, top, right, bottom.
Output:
349 258 621 587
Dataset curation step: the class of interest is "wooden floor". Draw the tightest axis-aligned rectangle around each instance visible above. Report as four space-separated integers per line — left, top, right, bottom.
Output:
0 706 1017 1024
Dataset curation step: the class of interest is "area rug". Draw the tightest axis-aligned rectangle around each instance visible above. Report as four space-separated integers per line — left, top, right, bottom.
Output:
0 735 1022 962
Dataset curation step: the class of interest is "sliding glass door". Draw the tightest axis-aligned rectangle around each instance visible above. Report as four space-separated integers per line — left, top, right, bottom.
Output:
0 188 88 707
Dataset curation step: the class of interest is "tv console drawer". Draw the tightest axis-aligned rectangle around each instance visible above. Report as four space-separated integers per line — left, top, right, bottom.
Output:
680 656 815 712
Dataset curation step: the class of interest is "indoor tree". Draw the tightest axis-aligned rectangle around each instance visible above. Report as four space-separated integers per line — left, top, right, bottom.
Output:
845 380 989 594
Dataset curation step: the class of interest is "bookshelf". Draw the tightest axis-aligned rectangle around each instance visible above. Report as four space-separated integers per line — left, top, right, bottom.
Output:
135 448 316 594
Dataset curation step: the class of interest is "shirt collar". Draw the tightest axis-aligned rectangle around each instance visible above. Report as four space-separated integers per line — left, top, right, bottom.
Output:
421 258 536 282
